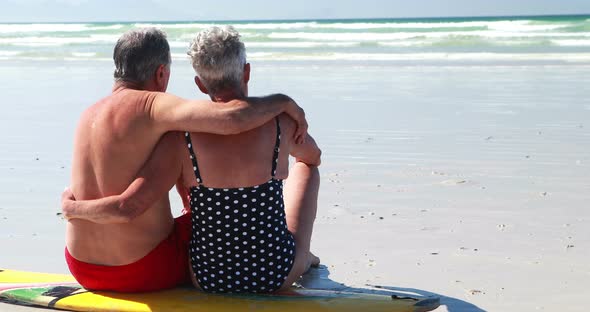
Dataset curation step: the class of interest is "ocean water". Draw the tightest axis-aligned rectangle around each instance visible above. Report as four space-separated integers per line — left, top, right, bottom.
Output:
1 15 590 63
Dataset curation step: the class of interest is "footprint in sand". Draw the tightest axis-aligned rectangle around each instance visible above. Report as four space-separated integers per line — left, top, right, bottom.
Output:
440 179 469 186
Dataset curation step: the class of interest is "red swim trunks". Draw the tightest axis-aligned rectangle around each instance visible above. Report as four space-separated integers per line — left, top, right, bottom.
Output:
65 213 191 292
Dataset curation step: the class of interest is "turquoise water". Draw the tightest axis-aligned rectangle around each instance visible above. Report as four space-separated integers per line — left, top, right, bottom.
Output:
1 15 589 62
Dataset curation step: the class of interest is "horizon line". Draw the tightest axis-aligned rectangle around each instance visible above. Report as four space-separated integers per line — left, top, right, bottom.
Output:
1 13 589 24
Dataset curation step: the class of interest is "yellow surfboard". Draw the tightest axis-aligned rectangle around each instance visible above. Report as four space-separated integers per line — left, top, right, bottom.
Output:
0 269 440 312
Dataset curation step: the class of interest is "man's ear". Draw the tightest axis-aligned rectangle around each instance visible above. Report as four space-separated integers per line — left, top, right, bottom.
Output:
155 64 168 90
195 76 209 94
243 63 251 84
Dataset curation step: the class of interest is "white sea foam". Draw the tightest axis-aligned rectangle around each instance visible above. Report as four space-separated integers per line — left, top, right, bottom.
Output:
142 22 346 30
245 41 360 48
308 20 566 31
378 39 546 47
378 41 427 47
134 23 216 29
233 23 316 30
0 34 120 46
134 20 573 31
171 53 190 60
0 54 110 61
268 32 423 41
131 20 573 32
0 51 21 56
88 24 125 31
176 32 260 41
310 21 492 29
169 41 190 48
243 52 275 58
71 52 98 57
491 39 544 46
485 20 569 32
0 24 92 33
245 52 590 62
64 57 111 61
268 31 590 42
470 31 590 38
552 39 590 46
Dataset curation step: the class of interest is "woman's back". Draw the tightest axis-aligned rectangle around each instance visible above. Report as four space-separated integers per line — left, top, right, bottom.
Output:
179 115 293 189
181 115 297 293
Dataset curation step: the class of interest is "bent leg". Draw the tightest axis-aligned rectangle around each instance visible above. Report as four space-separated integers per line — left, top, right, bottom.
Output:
280 162 320 290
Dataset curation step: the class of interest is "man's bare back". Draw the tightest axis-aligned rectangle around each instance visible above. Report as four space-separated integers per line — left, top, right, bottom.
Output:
68 88 176 266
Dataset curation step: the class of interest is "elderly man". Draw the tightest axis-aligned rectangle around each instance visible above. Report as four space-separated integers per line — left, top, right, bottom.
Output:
62 27 308 292
63 26 320 293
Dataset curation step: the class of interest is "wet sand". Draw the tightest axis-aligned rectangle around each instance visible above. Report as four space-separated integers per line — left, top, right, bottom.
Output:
1 61 589 311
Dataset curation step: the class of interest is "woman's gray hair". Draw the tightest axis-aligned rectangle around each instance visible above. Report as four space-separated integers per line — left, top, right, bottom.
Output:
187 26 246 94
113 28 171 84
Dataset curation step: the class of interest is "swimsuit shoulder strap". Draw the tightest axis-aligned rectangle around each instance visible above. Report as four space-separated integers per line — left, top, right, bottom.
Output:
271 117 281 178
184 132 203 185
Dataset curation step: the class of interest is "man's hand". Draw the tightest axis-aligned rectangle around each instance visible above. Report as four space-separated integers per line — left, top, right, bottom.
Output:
284 99 308 145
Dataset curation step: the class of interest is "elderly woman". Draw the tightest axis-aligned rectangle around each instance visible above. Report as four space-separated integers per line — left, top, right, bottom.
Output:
63 26 321 293
180 26 321 293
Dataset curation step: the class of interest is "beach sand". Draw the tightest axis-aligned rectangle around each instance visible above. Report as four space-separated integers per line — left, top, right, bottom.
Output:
1 60 589 311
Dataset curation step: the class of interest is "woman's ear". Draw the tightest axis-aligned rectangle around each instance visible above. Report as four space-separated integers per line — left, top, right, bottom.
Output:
195 76 209 94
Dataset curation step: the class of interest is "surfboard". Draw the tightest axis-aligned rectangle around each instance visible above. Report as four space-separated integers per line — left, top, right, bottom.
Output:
0 269 440 312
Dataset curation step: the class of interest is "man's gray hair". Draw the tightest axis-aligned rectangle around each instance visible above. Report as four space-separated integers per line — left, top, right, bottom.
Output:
187 26 246 94
113 28 171 84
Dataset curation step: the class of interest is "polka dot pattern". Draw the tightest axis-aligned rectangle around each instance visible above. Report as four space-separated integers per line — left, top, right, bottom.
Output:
184 118 295 293
188 180 295 293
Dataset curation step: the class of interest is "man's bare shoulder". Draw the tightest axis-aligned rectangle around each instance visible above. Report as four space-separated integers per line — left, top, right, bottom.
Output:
117 89 163 113
77 93 112 126
85 89 168 119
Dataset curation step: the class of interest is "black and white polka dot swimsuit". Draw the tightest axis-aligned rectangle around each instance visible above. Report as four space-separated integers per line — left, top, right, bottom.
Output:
185 118 296 293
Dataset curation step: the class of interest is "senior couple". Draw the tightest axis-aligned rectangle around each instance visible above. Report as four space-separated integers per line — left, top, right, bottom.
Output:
61 26 321 293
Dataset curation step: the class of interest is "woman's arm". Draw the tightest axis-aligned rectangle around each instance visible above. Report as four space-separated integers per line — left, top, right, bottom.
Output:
62 132 184 223
290 134 322 167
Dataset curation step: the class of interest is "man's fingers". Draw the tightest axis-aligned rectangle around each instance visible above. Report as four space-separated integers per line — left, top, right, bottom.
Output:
294 127 304 144
294 116 308 145
284 99 309 144
296 121 308 144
